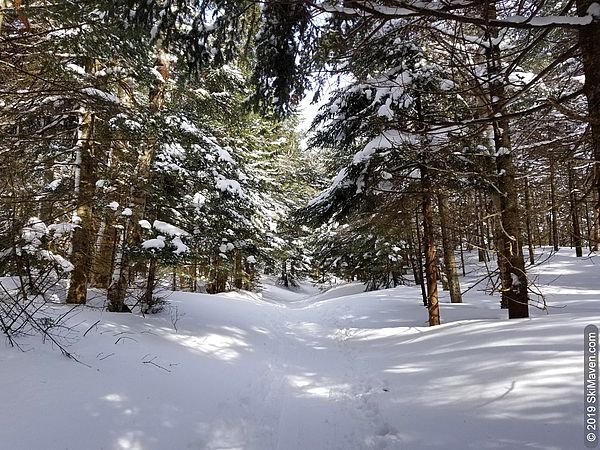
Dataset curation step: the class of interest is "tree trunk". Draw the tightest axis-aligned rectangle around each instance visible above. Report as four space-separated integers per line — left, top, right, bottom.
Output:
569 163 583 257
549 156 559 251
412 210 428 307
483 1 529 318
107 225 129 311
192 259 198 292
106 53 170 310
39 161 54 224
142 258 157 314
234 250 244 289
577 0 600 253
421 166 440 326
281 259 288 287
476 194 487 262
67 110 96 304
524 177 535 265
438 193 462 303
458 231 466 277
90 216 115 288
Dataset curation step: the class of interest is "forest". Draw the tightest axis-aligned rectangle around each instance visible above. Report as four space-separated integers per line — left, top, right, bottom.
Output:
2 0 599 328
1 1 599 449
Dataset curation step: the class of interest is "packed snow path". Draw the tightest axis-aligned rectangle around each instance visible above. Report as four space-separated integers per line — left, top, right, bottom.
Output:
0 249 595 450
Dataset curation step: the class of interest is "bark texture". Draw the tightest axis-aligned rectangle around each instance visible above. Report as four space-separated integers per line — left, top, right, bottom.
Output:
438 193 462 303
421 166 440 326
67 111 96 304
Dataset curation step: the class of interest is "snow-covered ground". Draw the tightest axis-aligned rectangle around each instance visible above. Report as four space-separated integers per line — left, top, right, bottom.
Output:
0 248 596 450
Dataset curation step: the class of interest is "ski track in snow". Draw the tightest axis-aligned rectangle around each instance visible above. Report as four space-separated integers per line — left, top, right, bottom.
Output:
239 288 391 450
0 248 595 450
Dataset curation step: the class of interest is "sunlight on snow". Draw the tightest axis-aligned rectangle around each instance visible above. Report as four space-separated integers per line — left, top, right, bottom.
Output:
384 365 425 374
197 421 246 450
104 393 126 402
543 286 600 295
419 354 580 423
167 333 250 361
117 432 144 450
286 374 351 398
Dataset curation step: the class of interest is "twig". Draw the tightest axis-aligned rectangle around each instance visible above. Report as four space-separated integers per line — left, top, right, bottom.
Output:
114 336 137 344
83 320 101 337
142 356 171 372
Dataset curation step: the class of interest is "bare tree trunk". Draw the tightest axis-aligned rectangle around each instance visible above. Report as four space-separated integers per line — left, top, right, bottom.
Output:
281 259 288 287
244 258 256 290
421 166 440 326
458 231 466 277
524 177 535 265
569 163 583 257
0 0 6 34
577 0 600 252
550 156 559 251
490 189 509 307
412 210 428 307
107 53 169 311
192 259 198 292
39 161 54 224
234 250 243 289
142 258 157 314
483 1 529 318
438 193 462 303
476 193 487 262
67 110 96 304
90 217 115 288
107 225 129 311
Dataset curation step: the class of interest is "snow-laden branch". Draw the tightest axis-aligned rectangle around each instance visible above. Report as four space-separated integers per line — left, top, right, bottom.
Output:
313 0 600 29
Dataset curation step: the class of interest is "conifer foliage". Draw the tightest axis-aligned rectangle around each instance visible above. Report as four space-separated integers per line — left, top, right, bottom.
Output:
2 0 600 330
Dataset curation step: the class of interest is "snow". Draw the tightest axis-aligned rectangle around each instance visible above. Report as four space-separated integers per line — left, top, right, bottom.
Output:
377 98 394 119
66 63 86 75
0 248 595 450
47 179 62 191
141 236 166 250
191 192 206 209
215 176 244 197
107 201 119 211
320 2 599 27
504 14 594 26
216 146 235 165
352 130 405 165
496 146 511 156
47 222 75 237
152 220 189 237
308 167 349 208
589 2 600 18
80 87 121 104
21 217 47 252
439 79 455 91
37 250 74 272
171 236 189 255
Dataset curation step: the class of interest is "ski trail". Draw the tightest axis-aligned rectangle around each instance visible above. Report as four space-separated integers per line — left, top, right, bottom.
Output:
251 284 402 450
328 303 403 449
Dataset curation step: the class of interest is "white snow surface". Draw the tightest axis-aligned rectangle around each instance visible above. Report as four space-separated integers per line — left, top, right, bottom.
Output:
141 236 166 250
152 220 189 237
0 248 594 449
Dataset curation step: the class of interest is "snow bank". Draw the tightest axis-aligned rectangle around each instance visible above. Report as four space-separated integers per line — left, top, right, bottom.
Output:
0 248 593 450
